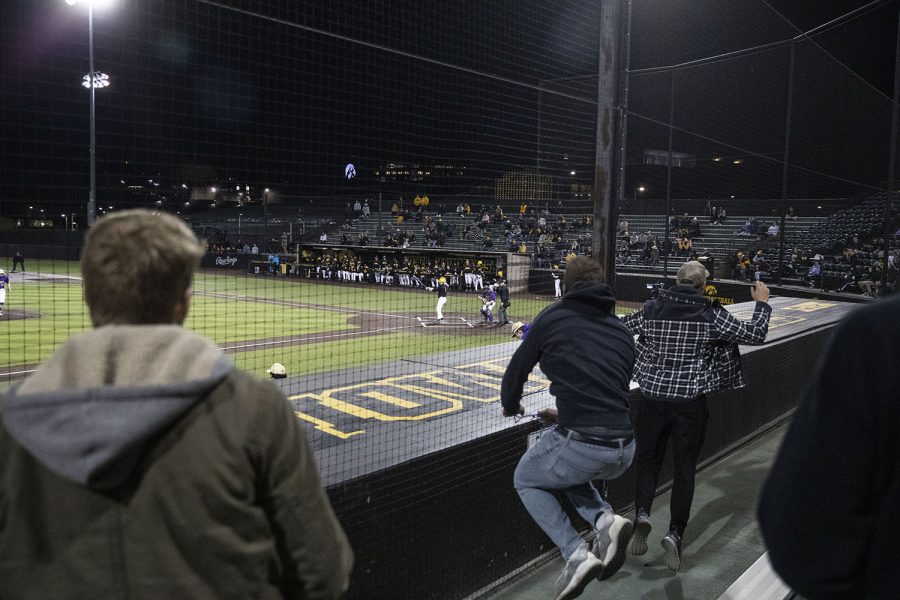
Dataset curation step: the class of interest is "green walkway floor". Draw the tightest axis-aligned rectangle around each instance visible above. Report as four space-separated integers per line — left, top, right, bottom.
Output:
487 424 787 600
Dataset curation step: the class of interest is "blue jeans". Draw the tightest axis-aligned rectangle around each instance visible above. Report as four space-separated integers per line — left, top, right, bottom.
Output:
514 428 635 560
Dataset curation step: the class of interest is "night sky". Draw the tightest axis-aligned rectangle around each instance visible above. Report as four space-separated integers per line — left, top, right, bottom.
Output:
0 0 897 219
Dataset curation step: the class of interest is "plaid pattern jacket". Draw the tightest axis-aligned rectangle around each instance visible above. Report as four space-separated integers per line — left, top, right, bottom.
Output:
621 286 771 401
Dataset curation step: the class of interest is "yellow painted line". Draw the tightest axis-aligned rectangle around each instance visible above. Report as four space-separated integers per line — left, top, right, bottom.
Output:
293 410 365 439
360 390 422 409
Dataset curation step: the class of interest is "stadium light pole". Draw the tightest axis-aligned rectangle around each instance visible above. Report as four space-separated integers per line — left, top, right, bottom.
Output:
264 188 270 252
66 0 114 228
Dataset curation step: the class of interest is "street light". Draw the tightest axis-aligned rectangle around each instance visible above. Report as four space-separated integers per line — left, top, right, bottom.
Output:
61 214 69 231
65 0 115 228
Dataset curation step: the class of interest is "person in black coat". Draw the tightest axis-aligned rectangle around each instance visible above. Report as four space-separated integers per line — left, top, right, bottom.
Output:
759 296 900 600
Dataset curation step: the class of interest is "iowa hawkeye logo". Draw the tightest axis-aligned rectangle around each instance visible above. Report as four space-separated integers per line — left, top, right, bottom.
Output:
703 284 735 305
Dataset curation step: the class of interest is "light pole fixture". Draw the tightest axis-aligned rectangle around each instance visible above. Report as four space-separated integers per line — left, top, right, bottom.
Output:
65 0 115 228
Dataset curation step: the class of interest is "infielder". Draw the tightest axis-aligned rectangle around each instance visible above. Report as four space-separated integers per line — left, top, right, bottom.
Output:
0 269 8 316
426 277 449 323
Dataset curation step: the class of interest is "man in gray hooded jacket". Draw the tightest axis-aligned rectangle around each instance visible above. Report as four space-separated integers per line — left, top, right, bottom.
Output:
0 210 353 599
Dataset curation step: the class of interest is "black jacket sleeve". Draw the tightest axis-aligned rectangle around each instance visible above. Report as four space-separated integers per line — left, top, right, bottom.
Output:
500 324 542 413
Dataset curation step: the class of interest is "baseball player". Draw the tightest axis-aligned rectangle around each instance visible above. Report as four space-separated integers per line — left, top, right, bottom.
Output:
480 288 496 323
511 321 531 340
474 261 484 291
552 264 562 298
426 277 449 323
0 269 8 316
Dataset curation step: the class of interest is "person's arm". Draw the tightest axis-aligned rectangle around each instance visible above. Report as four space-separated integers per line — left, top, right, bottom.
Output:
713 283 771 344
758 308 887 598
500 324 542 416
620 305 646 337
256 390 353 599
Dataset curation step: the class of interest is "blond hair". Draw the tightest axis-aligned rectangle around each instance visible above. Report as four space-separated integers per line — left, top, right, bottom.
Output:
82 210 204 326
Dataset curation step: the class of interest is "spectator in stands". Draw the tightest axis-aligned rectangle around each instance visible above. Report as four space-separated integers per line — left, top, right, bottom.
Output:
502 256 637 599
805 260 821 288
767 223 779 238
482 235 494 250
622 261 770 572
352 199 361 217
251 242 259 253
358 231 369 246
740 219 753 235
362 200 370 217
759 296 900 599
0 210 353 599
858 268 876 297
518 240 528 254
717 207 726 224
754 256 771 282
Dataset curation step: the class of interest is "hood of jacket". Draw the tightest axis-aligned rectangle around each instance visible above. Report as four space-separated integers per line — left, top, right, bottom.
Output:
562 280 617 314
1 325 233 489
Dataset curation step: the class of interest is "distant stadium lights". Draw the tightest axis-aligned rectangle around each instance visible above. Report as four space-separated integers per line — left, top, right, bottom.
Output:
638 186 647 193
65 0 116 8
713 157 722 162
569 170 576 175
82 72 110 88
733 159 743 165
210 186 217 193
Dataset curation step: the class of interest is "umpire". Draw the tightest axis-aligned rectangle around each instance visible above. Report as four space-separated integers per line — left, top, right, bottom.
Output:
621 260 770 572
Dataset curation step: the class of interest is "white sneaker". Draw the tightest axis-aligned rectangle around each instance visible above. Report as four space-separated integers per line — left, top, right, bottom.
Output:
592 513 633 581
554 545 603 600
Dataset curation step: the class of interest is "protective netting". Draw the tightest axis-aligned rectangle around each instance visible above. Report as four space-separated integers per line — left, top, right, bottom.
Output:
0 0 897 598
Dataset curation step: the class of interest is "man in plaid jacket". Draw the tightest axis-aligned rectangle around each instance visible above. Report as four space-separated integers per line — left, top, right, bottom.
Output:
621 260 771 572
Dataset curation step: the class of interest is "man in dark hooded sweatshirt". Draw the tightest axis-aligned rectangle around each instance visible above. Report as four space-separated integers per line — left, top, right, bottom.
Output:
0 210 353 599
502 256 636 600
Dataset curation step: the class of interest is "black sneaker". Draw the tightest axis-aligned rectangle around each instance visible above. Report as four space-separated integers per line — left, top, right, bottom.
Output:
629 510 652 556
661 529 683 572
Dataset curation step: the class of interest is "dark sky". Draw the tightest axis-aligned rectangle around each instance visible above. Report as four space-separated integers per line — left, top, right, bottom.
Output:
0 0 897 215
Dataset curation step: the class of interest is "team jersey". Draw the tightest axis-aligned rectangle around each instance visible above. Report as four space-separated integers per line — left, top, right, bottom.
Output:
0 275 8 289
436 283 448 298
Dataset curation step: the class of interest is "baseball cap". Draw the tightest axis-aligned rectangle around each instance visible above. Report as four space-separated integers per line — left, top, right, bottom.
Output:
438 276 446 283
267 362 287 378
511 322 525 337
676 260 709 288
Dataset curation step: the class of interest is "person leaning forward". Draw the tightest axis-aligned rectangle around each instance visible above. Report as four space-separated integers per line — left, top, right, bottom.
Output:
0 210 352 600
621 260 770 572
501 256 637 600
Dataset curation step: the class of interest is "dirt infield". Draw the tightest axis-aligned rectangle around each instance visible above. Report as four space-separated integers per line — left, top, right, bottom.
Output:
0 309 41 321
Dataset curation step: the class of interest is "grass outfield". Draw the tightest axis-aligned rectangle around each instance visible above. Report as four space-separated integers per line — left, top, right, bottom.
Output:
0 259 634 379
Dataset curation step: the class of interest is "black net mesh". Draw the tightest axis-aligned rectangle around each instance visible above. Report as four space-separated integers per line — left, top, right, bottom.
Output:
0 0 897 598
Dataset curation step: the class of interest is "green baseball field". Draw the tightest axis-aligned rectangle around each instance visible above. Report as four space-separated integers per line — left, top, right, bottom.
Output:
0 259 585 384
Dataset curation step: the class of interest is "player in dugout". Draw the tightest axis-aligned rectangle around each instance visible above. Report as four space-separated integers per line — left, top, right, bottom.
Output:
0 209 352 599
501 256 636 600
